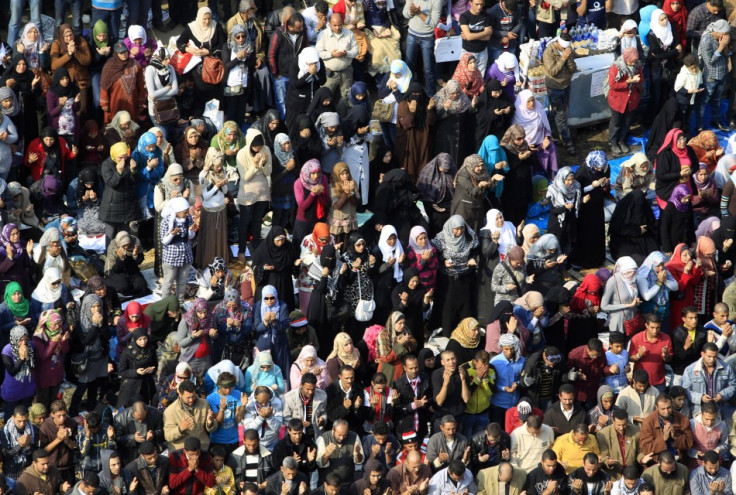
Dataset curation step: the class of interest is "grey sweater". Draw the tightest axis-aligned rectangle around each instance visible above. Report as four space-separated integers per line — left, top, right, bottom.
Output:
144 65 179 107
402 0 443 37
600 273 637 335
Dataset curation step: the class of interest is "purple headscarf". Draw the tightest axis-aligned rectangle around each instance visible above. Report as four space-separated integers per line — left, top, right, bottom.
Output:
669 183 692 213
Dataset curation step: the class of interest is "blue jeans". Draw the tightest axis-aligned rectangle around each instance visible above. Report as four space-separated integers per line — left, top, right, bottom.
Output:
463 411 490 439
127 0 153 28
55 0 83 35
406 33 436 96
91 71 101 112
9 0 42 46
5 476 17 493
92 8 122 45
696 78 726 129
272 75 290 120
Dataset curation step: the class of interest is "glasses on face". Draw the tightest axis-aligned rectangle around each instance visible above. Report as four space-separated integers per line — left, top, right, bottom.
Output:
234 34 247 39
264 296 276 301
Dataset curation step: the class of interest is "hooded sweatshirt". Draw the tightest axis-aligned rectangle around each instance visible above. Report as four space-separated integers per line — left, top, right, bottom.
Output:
99 449 135 495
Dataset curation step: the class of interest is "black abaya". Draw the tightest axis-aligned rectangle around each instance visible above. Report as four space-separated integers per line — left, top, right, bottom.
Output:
570 165 610 268
500 146 536 226
608 189 659 264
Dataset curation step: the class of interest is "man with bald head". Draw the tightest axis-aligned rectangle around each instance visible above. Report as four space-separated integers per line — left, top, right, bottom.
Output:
316 13 358 100
387 450 432 494
114 399 164 466
315 419 364 487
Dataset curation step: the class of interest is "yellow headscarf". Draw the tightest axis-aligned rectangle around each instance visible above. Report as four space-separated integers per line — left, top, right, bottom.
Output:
110 142 130 160
451 317 481 348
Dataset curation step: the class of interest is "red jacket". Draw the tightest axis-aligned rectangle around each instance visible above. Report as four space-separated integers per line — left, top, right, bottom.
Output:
23 136 75 181
607 64 644 114
567 345 610 403
168 450 215 495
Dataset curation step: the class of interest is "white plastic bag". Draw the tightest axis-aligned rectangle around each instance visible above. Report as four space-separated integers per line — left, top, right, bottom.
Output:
203 99 224 130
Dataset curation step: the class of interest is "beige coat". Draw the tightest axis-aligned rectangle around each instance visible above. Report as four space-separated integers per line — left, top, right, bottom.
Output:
615 385 658 427
596 424 642 479
476 465 527 495
163 396 217 451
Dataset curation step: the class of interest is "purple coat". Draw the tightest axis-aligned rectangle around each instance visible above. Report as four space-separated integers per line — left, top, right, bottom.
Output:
1 343 37 401
123 38 157 67
486 63 516 102
32 334 69 388
46 91 81 137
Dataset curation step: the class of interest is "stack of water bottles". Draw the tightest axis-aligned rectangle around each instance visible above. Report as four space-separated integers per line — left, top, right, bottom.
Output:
570 22 600 50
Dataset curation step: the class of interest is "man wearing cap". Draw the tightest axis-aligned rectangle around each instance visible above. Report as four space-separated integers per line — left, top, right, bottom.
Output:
697 18 732 132
395 431 427 464
542 33 577 156
520 346 565 411
168 437 215 495
505 398 545 435
286 311 320 362
511 414 556 473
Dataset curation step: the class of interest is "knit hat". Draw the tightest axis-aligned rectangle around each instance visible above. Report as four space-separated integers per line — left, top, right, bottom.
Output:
401 431 418 444
289 310 308 327
114 41 128 53
517 400 532 421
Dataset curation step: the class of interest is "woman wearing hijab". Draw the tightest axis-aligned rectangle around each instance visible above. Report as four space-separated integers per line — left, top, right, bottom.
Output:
69 294 109 416
446 317 482 365
0 55 42 148
221 24 253 123
390 267 430 347
637 251 680 329
104 110 142 149
374 225 406 324
432 79 473 167
236 128 272 261
253 286 291 388
298 223 335 311
244 350 286 395
451 155 495 233
176 298 217 377
23 127 76 181
546 166 581 259
521 223 541 255
498 125 536 226
711 216 736 284
609 189 658 263
691 163 718 222
512 291 548 353
307 87 336 124
0 282 32 337
526 233 565 295
1 326 36 418
328 162 359 246
29 264 71 318
416 153 456 236
376 311 417 385
307 244 347 348
693 236 718 319
143 295 180 344
46 67 80 143
290 345 328 390
452 53 484 99
152 164 192 277
50 24 91 119
645 99 684 160
337 81 370 118
77 121 108 169
115 300 151 357
477 209 518 324
660 183 695 254
271 133 298 231
617 19 644 58
569 151 611 268
291 115 323 167
608 47 644 156
485 300 524 355
474 79 514 149
87 20 112 120
614 152 654 199
0 224 35 298
100 41 145 126
105 230 148 297
159 197 196 304
294 159 331 244
99 142 141 241
341 231 377 341
175 127 209 194
566 274 604 350
196 255 235 302
16 23 50 71
663 0 688 45
285 47 327 134
512 89 558 177
176 7 226 112
197 148 230 269
646 9 681 119
431 215 479 336
131 131 164 222
254 109 288 154
376 60 414 149
491 245 526 308
123 25 156 67
212 287 253 365
405 226 439 292
341 107 372 205
252 226 298 303
211 122 245 193
145 48 178 137
315 112 344 175
688 131 723 173
479 135 509 199
601 257 641 335
117 326 157 408
666 243 703 330
158 362 205 410
31 310 67 409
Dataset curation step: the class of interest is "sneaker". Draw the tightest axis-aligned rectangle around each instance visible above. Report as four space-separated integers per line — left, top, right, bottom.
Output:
610 142 622 156
717 123 731 132
619 142 630 154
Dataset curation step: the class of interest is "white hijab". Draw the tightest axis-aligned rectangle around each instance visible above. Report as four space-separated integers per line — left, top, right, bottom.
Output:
32 267 63 304
297 47 321 79
127 25 147 44
482 208 517 256
377 225 405 283
649 9 673 47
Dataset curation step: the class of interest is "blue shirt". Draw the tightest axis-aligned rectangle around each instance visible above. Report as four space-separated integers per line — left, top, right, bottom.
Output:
489 353 525 408
604 349 629 393
206 391 242 444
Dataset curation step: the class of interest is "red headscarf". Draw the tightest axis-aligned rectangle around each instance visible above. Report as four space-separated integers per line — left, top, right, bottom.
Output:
663 0 688 48
123 301 151 330
665 243 690 274
451 52 484 99
311 222 330 255
570 274 602 313
657 128 691 168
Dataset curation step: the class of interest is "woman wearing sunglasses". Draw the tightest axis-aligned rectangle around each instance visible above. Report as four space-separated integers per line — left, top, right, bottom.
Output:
253 286 291 390
30 267 73 321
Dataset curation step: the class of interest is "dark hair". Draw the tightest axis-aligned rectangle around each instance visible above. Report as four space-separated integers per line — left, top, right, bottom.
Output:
486 423 502 437
633 369 650 384
184 437 201 451
33 449 50 462
50 399 67 414
669 385 687 399
254 386 273 397
644 314 661 325
324 474 341 487
244 429 260 441
656 393 672 406
683 53 698 67
623 465 640 480
544 346 561 357
372 421 389 436
503 0 518 10
708 0 724 8
639 484 655 495
301 372 318 385
448 460 466 476
83 472 100 489
701 401 719 416
573 423 589 435
703 450 721 464
559 383 575 396
372 372 388 384
217 372 237 387
86 412 101 429
109 451 121 462
527 415 543 429
339 364 354 375
613 409 629 421
287 12 305 27
287 418 304 431
13 405 28 417
659 451 676 464
179 380 197 394
314 0 329 14
703 342 719 353
139 441 156 455
403 354 419 366
474 349 491 362
559 33 572 42
583 452 598 465
210 445 227 459
243 483 259 494
682 306 697 317
587 338 603 352
609 332 626 345
542 449 557 461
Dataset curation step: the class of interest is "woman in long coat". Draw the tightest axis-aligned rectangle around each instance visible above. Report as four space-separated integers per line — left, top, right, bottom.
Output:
609 189 659 264
252 226 299 303
417 153 456 236
432 80 474 167
499 125 535 226
117 327 157 408
99 42 146 126
395 82 436 179
286 47 326 134
570 151 611 268
253 285 291 388
654 128 697 210
451 155 493 234
50 24 91 118
99 142 141 240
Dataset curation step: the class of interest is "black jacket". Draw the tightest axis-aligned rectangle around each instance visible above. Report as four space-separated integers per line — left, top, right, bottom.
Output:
325 382 365 432
671 325 707 375
114 405 165 466
268 27 308 78
392 372 433 438
125 455 170 495
654 146 697 202
543 401 587 438
98 157 141 224
265 471 309 495
272 436 318 477
470 430 511 471
229 446 275 484
520 351 566 408
523 463 570 495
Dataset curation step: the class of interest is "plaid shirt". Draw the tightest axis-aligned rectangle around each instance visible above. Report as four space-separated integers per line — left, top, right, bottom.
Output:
160 213 195 267
699 32 729 81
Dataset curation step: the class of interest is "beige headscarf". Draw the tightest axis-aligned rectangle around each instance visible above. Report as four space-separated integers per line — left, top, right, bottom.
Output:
514 291 544 311
201 147 226 186
521 223 540 255
327 332 360 367
450 317 481 348
188 7 216 44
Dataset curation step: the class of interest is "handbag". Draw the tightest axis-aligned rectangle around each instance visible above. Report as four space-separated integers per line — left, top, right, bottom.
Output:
372 99 394 123
201 56 225 85
153 98 180 125
171 50 193 75
624 313 645 337
71 351 89 376
354 269 375 322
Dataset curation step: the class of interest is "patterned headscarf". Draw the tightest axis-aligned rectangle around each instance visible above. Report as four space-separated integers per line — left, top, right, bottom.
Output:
585 150 609 172
498 333 521 362
9 325 35 380
451 317 481 348
184 298 213 331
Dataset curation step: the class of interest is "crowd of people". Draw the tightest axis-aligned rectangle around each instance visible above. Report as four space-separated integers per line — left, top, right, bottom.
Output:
6 0 736 494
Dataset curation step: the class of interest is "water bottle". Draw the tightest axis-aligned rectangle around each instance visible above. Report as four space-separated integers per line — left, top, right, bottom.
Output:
583 25 590 48
591 25 599 48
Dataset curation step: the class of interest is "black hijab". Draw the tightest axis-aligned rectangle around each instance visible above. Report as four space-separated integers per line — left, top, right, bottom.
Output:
48 67 79 98
545 286 573 315
488 300 514 331
255 109 286 152
417 347 438 374
1 55 33 93
712 216 736 252
476 78 513 134
343 105 370 141
307 87 335 122
320 243 338 271
406 82 428 128
253 226 296 269
645 99 684 160
392 267 426 309
344 230 370 263
291 115 322 166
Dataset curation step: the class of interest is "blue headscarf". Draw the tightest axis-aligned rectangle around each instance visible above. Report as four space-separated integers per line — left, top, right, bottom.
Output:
478 135 508 197
638 5 658 46
134 132 161 162
585 150 609 172
349 81 370 110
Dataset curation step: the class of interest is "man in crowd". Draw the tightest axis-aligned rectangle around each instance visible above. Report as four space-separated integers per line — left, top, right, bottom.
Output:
642 451 689 495
542 33 577 156
393 354 433 440
1 406 40 492
682 341 736 417
125 440 170 495
551 424 600 475
326 365 364 432
315 419 364 487
428 459 477 495
543 384 587 438
595 409 646 479
163 380 218 452
168 437 214 495
476 461 527 495
640 394 694 461
114 399 165 466
16 449 70 495
523 449 569 495
614 370 659 426
471 422 511 471
426 414 471 472
316 13 358 100
629 316 673 393
387 450 432 494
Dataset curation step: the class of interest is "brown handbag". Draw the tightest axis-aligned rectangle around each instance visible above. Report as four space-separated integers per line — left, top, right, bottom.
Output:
201 56 225 85
153 98 180 125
